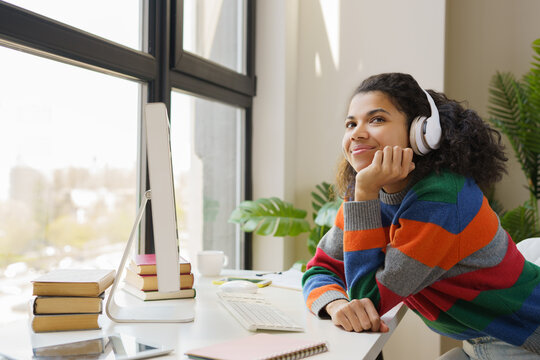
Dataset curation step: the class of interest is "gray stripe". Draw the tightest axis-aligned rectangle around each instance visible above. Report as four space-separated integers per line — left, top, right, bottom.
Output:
523 325 540 355
310 290 349 318
376 224 509 297
376 246 446 297
441 225 508 280
343 200 382 231
379 173 420 205
318 226 344 261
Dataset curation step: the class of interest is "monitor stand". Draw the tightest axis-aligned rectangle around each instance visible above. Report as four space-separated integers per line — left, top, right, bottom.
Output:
105 190 195 323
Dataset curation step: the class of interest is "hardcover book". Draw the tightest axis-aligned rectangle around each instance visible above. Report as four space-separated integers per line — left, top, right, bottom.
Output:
31 313 101 333
124 268 194 291
122 283 196 301
32 269 115 297
130 253 191 275
32 293 104 314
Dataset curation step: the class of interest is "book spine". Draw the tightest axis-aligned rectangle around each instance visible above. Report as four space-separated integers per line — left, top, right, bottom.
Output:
268 343 328 360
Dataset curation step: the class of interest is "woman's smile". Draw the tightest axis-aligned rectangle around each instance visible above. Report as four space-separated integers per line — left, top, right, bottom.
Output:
350 144 376 155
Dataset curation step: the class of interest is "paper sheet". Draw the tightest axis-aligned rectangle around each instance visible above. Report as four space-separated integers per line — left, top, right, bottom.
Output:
261 268 303 291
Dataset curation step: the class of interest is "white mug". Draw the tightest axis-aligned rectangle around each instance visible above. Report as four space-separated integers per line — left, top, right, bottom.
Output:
197 250 228 276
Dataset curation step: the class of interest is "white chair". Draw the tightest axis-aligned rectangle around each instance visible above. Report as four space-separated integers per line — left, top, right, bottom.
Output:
436 347 469 360
517 237 540 265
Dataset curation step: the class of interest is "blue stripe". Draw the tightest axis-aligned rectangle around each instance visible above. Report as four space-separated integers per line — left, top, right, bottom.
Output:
302 267 346 303
456 178 484 231
344 248 384 290
387 178 483 234
482 282 540 346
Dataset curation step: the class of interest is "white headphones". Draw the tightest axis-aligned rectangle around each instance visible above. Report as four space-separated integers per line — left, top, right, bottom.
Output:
409 89 442 155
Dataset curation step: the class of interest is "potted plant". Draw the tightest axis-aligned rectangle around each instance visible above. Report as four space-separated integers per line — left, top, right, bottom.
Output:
228 182 343 263
487 38 540 242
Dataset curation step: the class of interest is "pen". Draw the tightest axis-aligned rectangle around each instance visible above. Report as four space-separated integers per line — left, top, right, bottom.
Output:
255 271 282 276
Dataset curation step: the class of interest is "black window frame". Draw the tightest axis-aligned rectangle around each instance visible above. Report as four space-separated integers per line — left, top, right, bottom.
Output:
0 0 255 269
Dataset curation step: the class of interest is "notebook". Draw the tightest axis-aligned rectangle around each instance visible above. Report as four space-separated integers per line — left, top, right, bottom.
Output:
185 333 328 360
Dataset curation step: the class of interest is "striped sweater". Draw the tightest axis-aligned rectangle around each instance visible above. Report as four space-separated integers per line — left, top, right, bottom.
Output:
302 171 540 354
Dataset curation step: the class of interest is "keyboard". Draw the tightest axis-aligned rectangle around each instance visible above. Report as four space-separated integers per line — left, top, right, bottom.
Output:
217 292 304 332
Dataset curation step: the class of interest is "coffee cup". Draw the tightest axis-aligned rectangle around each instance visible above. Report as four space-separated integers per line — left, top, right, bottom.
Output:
197 250 228 276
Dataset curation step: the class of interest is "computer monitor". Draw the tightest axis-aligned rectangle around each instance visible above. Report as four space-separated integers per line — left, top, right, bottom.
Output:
105 103 194 323
144 103 180 293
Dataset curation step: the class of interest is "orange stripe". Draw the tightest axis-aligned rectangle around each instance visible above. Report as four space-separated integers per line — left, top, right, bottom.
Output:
335 204 344 230
458 197 499 259
306 284 348 309
391 197 499 270
392 219 459 270
344 228 389 252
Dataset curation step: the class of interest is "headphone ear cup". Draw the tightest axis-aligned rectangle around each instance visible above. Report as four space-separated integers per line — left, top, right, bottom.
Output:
409 116 424 155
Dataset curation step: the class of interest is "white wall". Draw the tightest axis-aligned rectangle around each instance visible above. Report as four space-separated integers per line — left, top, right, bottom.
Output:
252 0 300 271
293 0 446 263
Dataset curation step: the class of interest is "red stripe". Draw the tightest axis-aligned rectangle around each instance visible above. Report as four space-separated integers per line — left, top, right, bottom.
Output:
376 278 405 315
432 237 524 300
307 247 345 283
404 294 441 321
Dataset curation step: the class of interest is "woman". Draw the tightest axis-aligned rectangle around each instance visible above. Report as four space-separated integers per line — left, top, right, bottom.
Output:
302 72 540 359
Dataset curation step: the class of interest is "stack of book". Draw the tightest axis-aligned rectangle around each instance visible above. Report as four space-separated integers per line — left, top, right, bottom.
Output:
30 269 115 333
122 254 196 301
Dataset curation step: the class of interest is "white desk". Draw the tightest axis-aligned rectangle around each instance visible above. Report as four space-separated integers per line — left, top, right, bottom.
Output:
0 270 406 360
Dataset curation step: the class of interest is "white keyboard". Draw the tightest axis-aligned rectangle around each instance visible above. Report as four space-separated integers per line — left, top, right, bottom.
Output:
217 292 304 332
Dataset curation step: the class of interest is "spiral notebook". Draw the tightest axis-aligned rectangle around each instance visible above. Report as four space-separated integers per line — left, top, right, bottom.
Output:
185 333 328 360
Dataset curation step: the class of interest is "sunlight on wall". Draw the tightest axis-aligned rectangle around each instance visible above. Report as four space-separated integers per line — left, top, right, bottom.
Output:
318 0 340 70
314 52 322 76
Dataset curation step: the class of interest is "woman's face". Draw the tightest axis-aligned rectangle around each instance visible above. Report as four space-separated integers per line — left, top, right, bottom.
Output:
342 91 410 172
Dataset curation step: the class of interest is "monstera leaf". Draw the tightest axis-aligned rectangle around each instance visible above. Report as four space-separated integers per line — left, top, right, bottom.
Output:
229 197 310 237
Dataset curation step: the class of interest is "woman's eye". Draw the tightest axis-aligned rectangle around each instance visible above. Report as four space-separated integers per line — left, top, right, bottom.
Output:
370 117 385 124
345 121 356 128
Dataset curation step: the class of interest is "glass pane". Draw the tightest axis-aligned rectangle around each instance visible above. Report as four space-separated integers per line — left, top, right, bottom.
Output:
170 91 244 271
0 46 139 323
183 0 247 74
4 0 143 51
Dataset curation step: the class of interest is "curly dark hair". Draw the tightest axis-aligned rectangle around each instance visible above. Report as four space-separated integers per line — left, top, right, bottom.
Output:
337 72 507 198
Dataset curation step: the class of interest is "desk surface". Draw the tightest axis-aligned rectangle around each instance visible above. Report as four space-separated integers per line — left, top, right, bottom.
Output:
0 270 406 360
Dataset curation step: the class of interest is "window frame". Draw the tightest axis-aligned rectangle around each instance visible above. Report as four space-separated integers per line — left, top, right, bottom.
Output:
171 0 256 97
0 0 255 269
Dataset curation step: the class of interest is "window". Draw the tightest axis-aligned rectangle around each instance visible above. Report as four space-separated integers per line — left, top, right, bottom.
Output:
4 0 143 51
0 45 139 273
0 0 255 324
183 0 247 74
170 91 245 269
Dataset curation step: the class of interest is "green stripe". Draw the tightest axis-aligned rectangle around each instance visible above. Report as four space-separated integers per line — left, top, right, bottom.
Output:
348 269 380 308
413 309 472 335
302 266 343 286
416 263 539 336
412 171 464 204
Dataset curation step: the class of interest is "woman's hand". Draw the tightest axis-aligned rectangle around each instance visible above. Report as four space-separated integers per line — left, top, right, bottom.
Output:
325 298 389 333
354 146 415 201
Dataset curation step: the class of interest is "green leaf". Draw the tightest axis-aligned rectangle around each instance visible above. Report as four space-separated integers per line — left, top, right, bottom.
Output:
501 202 540 243
314 199 343 227
228 197 310 238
